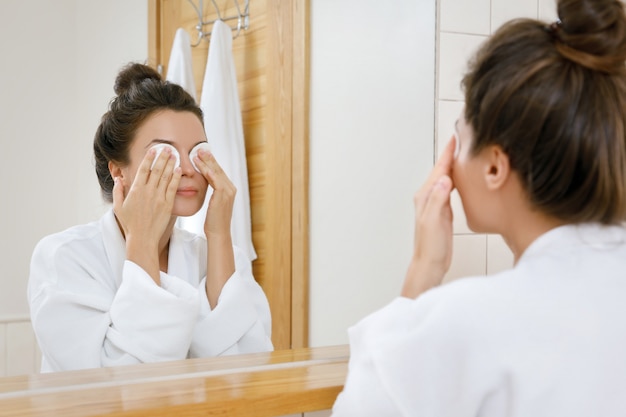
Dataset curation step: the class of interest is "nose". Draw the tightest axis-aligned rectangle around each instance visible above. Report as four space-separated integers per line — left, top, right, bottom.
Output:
179 151 197 176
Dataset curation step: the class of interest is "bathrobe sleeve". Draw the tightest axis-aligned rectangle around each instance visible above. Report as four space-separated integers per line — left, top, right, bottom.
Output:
331 288 501 417
28 236 203 372
189 245 273 357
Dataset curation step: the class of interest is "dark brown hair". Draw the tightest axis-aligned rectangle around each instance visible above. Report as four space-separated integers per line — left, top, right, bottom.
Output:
462 0 626 224
93 63 203 202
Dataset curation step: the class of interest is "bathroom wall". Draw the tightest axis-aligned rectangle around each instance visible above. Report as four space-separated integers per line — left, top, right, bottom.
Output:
0 0 147 376
308 0 436 346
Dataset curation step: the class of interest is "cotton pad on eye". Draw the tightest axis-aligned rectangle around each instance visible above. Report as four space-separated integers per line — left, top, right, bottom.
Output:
189 142 211 173
150 144 180 170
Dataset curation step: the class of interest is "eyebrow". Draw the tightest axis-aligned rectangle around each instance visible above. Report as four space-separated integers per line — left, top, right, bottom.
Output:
145 139 207 149
145 138 173 149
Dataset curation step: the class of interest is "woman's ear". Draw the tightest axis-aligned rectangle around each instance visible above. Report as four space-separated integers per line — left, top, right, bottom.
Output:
108 161 123 180
484 145 511 190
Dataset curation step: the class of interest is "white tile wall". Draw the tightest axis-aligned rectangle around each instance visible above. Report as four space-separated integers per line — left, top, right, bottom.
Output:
438 32 488 101
440 0 491 35
444 234 487 283
491 0 539 33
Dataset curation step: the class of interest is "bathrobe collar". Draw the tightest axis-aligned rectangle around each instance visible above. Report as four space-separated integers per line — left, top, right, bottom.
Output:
519 222 626 266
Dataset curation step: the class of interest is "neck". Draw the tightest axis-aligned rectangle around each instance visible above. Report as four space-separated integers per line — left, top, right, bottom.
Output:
489 173 566 264
500 209 565 264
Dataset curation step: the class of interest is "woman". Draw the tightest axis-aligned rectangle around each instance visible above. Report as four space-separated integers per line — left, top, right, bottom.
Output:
28 63 272 372
332 0 626 415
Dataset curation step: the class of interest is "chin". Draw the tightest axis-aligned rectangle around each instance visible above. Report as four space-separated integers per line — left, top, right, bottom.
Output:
466 217 496 235
172 200 205 217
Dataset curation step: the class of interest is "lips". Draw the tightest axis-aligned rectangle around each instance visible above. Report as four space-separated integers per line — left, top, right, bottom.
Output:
176 187 198 196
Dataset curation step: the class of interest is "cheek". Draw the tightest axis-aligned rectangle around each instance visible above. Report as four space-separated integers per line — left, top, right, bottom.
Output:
452 160 476 213
451 159 465 190
119 166 138 191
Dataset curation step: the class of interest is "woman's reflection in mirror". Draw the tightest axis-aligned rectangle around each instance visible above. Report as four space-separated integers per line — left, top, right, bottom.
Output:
28 63 273 373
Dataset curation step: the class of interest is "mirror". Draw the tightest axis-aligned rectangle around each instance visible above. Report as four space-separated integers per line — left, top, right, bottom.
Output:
0 0 436 375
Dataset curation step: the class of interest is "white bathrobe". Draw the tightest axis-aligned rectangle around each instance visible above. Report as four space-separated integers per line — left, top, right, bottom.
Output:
332 223 626 417
28 209 273 373
165 28 197 101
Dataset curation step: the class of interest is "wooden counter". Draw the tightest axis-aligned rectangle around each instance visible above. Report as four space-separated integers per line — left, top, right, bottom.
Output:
0 345 349 417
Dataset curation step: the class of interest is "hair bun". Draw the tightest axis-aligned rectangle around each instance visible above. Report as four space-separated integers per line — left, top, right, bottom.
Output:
555 0 626 73
113 63 163 96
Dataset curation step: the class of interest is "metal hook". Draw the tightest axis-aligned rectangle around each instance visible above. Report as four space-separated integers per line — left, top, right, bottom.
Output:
210 0 222 21
233 15 242 39
186 0 250 46
190 29 204 47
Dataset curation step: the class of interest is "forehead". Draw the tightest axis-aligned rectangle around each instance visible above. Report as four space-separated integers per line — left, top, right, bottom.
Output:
133 110 205 149
455 112 474 142
456 109 471 132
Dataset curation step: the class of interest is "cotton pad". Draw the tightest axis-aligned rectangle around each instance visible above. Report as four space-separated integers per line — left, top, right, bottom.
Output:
150 143 180 170
189 142 211 173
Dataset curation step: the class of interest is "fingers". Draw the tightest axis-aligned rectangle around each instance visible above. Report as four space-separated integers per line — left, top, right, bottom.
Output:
136 147 157 186
148 147 177 190
112 176 124 212
426 138 456 190
414 139 456 219
421 175 453 226
192 148 216 180
193 149 236 193
165 167 183 203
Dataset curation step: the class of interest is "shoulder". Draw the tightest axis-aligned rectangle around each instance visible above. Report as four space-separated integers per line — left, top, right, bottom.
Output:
29 218 108 295
354 270 524 347
34 221 102 255
33 220 103 262
412 271 523 329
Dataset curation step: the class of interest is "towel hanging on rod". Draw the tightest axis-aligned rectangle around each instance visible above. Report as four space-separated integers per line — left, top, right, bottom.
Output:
187 0 250 47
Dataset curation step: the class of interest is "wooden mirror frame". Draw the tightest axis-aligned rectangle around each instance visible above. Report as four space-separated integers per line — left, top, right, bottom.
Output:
147 0 309 350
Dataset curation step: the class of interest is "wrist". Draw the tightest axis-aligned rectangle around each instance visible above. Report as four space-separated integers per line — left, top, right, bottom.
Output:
401 258 446 299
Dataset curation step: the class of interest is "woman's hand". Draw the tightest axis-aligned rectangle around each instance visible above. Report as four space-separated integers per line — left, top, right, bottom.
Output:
112 147 182 283
193 148 236 308
193 148 237 239
401 138 456 299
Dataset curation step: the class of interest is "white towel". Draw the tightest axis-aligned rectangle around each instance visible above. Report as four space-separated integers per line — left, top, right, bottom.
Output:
165 28 197 101
180 20 257 262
